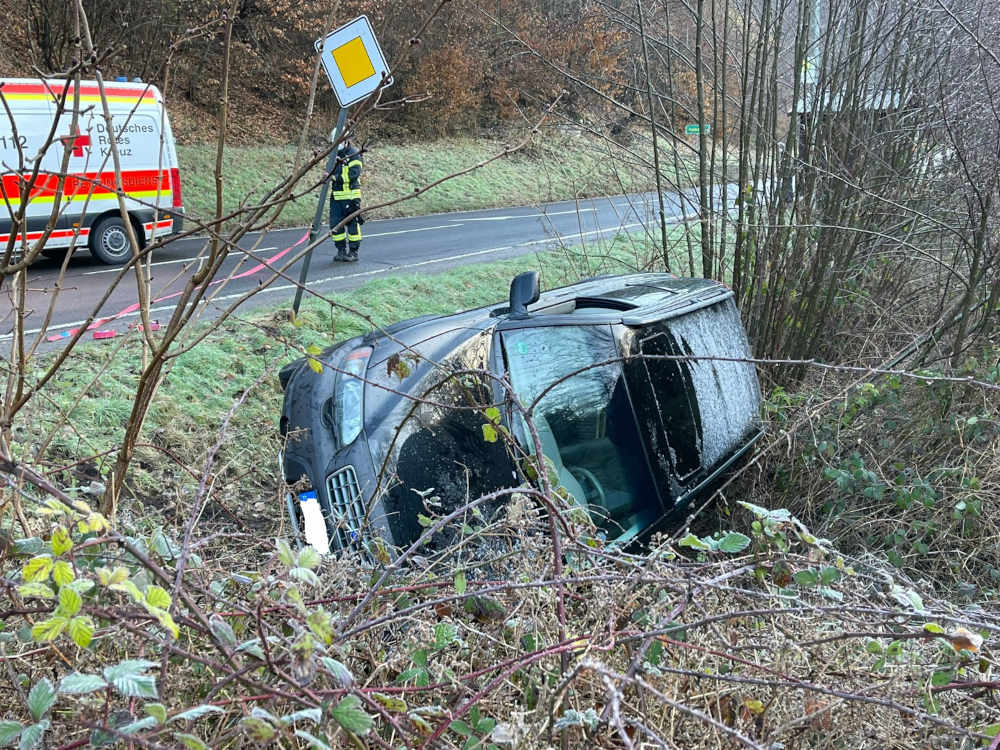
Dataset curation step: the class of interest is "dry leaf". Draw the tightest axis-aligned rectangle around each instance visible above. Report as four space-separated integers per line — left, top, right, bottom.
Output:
948 626 984 653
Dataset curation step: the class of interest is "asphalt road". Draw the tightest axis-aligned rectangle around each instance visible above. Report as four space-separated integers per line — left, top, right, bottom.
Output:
2 186 730 346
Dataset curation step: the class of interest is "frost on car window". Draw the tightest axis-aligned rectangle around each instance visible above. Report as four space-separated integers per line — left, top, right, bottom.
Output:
667 301 760 468
503 325 661 539
503 325 619 412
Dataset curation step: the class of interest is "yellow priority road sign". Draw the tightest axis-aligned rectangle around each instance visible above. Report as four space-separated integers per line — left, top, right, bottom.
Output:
315 15 392 108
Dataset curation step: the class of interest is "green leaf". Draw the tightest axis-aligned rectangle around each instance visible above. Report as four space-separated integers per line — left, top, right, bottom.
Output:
0 722 22 747
51 561 74 587
481 424 498 443
110 579 144 603
320 657 354 687
372 692 407 712
150 530 180 560
240 718 275 742
865 640 883 655
484 406 501 423
663 621 688 642
67 578 94 595
58 673 107 694
289 567 320 587
145 586 171 609
172 733 210 750
68 616 94 648
819 566 841 585
331 695 373 735
145 703 167 724
678 533 711 551
50 526 72 556
455 569 467 595
235 638 265 660
120 717 158 735
717 532 751 554
890 585 926 612
153 608 180 639
463 595 506 623
434 622 458 650
57 586 82 617
27 679 55 721
171 705 224 722
793 569 819 587
294 730 332 750
450 720 474 737
646 640 664 666
981 723 1000 739
21 556 53 583
208 616 237 646
297 545 321 570
306 610 335 645
923 622 945 634
103 661 158 699
109 673 157 699
16 722 46 750
276 538 295 567
17 583 54 600
930 669 954 687
31 617 68 642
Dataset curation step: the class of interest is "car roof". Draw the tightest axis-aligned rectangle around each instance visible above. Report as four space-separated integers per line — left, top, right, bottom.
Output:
364 273 732 366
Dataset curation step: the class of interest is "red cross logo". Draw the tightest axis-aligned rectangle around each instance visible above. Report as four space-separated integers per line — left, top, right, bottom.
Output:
59 126 91 157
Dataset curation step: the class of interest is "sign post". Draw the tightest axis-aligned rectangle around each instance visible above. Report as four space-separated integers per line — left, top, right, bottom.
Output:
292 15 392 318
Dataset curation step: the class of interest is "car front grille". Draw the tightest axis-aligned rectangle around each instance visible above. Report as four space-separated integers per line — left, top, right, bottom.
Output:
326 465 365 552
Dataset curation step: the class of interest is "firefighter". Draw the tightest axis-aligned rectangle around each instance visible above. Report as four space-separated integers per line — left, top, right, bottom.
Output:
329 138 363 261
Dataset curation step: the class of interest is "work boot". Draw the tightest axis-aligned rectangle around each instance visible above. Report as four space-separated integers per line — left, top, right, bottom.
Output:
347 247 359 262
334 246 348 262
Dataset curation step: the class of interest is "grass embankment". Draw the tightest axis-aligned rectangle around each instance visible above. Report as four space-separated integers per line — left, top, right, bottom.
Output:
177 132 676 229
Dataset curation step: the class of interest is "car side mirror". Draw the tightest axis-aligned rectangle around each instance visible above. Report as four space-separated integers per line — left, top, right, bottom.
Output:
509 271 540 319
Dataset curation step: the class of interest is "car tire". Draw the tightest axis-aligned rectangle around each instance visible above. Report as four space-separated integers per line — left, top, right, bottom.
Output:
89 215 136 264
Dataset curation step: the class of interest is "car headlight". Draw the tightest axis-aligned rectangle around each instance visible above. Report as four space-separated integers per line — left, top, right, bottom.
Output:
336 346 372 446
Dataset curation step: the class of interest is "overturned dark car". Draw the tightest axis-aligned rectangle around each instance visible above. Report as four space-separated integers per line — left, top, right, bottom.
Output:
278 272 763 554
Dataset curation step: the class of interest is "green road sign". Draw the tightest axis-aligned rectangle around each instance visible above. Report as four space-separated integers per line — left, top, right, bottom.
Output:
685 123 710 135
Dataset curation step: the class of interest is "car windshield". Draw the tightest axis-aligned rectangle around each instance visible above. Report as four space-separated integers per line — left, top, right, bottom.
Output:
502 325 661 541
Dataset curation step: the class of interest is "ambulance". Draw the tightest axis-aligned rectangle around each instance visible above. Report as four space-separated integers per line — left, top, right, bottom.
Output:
0 78 184 264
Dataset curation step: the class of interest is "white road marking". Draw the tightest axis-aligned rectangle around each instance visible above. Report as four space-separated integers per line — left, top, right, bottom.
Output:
454 208 596 222
82 247 278 275
364 223 460 238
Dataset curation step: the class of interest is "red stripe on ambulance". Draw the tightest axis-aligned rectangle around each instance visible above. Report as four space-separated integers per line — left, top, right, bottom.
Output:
0 82 156 100
0 169 170 202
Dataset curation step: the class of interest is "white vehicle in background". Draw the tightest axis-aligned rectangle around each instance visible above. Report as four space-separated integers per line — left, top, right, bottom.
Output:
0 77 185 264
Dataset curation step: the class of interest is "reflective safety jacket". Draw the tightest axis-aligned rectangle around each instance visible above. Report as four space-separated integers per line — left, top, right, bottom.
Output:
331 146 362 200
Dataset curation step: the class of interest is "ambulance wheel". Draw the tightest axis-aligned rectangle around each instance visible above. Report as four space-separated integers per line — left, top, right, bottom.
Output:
89 216 136 264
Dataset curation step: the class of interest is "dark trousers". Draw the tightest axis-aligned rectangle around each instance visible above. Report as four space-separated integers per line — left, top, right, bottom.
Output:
330 197 361 252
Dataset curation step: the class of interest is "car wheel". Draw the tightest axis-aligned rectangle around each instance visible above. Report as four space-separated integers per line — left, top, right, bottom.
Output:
89 215 136 264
